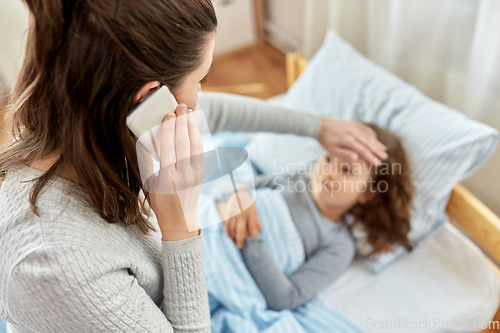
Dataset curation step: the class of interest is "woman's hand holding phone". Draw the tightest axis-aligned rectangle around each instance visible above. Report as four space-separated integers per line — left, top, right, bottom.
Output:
138 103 205 242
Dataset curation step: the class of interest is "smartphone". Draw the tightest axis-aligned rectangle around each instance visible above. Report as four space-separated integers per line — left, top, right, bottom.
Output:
126 85 178 139
127 85 178 158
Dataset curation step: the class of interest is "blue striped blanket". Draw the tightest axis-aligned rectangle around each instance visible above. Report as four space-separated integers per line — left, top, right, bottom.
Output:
201 188 362 333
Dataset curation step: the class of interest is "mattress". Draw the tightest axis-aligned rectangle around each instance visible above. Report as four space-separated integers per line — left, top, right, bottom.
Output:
319 222 500 333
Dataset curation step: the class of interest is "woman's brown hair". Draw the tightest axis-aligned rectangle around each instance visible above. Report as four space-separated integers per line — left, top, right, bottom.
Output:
348 124 414 255
0 0 217 233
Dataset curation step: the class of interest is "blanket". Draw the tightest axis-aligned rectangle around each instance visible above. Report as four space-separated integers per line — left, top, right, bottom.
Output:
201 188 363 333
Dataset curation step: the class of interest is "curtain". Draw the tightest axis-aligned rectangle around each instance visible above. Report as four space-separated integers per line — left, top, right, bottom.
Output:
305 0 500 216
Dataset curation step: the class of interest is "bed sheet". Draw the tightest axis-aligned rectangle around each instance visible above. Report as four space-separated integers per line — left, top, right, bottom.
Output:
319 222 500 333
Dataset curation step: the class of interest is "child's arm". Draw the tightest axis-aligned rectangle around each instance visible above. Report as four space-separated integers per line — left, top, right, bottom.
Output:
214 175 298 248
241 225 355 311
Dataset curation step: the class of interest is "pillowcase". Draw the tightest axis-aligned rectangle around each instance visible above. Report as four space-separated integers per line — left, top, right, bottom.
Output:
246 29 499 273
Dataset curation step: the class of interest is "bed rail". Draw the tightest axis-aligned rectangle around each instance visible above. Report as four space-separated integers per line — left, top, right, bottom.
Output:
447 184 500 264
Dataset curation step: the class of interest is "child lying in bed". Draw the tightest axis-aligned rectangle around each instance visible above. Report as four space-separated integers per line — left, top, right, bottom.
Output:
216 124 414 311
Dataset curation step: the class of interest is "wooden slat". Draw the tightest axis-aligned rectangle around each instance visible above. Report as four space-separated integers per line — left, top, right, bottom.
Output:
202 83 269 95
447 184 500 263
203 43 287 99
285 52 308 89
285 52 299 89
296 55 308 78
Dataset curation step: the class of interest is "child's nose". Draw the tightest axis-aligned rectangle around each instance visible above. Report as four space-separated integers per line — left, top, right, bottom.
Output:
327 168 341 182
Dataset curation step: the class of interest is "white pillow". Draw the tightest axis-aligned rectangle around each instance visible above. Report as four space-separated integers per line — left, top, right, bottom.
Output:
246 30 499 273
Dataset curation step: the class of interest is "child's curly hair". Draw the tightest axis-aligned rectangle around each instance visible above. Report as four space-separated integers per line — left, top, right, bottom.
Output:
348 124 414 255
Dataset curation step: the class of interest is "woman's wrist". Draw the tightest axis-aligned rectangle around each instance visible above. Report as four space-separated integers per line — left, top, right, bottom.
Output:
161 229 200 242
158 213 200 241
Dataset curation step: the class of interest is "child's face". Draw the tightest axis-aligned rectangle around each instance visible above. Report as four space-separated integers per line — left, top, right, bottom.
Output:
311 153 375 211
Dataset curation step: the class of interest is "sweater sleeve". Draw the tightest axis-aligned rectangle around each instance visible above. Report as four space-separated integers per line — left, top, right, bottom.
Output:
241 227 355 311
197 91 321 138
7 236 210 333
161 235 211 332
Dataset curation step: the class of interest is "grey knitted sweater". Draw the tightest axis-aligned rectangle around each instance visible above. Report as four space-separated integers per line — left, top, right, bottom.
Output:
0 91 321 332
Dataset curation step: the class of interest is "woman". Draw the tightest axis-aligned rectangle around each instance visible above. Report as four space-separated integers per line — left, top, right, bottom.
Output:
0 0 387 332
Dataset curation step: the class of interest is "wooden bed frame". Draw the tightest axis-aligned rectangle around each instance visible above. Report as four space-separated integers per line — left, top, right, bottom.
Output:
285 51 500 332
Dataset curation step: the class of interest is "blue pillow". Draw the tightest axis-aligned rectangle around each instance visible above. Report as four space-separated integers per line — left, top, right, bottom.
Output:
246 29 499 273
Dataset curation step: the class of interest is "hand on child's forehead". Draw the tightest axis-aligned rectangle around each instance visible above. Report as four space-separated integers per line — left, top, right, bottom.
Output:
322 153 370 166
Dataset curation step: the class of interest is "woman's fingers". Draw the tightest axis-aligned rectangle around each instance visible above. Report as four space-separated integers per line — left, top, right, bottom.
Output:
187 109 204 185
160 112 176 168
319 118 389 166
348 137 380 166
345 124 386 165
357 122 377 139
356 132 388 161
175 104 190 166
158 112 176 191
187 109 203 157
355 123 387 153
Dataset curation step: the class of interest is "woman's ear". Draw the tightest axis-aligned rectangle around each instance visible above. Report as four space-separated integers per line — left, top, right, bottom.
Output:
134 81 161 104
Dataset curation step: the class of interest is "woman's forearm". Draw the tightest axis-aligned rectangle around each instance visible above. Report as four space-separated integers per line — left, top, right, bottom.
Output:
162 235 211 332
197 91 321 138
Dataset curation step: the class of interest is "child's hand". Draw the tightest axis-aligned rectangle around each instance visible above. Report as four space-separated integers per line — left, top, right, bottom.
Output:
216 190 261 249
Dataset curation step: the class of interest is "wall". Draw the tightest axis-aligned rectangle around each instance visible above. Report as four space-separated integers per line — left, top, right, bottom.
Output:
265 0 304 52
0 0 28 102
212 0 257 55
